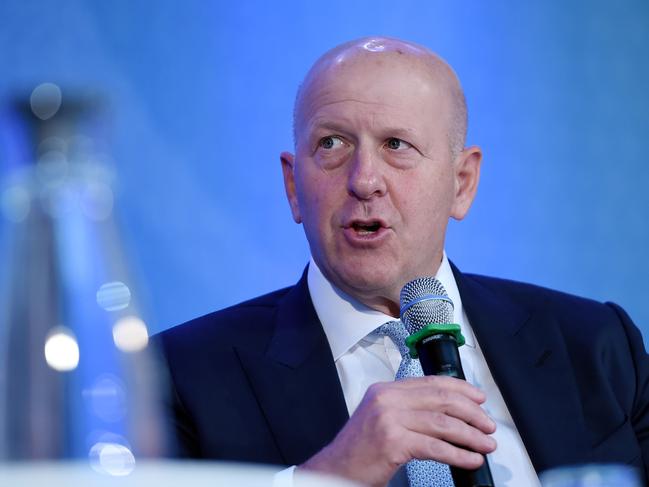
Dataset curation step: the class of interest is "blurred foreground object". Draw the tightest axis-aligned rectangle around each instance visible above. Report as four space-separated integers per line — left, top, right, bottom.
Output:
540 464 641 486
0 84 168 470
0 461 363 487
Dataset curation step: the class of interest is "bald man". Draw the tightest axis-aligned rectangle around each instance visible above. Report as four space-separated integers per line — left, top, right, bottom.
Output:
157 37 649 487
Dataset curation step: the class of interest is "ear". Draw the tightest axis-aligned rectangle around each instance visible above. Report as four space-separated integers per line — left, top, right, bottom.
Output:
450 145 482 220
280 151 302 223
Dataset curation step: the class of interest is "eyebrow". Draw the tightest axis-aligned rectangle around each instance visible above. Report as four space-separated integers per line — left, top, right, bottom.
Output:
380 126 419 140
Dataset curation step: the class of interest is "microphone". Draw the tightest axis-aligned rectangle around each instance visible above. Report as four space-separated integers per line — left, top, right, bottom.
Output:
400 276 494 487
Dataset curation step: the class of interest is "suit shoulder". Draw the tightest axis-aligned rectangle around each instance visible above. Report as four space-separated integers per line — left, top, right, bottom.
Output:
460 272 640 355
463 272 617 316
155 285 293 349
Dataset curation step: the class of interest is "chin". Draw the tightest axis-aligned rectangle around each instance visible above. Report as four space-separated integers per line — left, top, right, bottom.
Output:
333 261 399 298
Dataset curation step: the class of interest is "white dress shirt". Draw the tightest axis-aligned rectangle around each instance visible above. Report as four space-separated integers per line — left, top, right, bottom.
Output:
275 254 540 486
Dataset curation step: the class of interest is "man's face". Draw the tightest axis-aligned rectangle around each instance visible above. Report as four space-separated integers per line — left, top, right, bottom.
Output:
282 52 480 315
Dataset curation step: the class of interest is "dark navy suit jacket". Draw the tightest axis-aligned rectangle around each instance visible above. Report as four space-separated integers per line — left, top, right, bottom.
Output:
156 265 649 481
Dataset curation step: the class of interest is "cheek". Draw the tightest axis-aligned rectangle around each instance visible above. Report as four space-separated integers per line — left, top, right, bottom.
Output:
295 170 337 226
397 172 455 223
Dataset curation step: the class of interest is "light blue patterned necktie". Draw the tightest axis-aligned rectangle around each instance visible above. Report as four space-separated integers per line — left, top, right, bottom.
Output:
378 320 455 487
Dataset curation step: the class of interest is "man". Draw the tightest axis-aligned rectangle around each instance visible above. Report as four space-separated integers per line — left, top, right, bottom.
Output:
157 37 649 486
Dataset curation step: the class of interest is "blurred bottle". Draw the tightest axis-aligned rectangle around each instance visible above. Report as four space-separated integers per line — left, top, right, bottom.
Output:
0 83 169 474
540 464 641 487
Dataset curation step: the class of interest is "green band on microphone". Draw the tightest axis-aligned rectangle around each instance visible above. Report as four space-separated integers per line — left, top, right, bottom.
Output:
405 323 465 358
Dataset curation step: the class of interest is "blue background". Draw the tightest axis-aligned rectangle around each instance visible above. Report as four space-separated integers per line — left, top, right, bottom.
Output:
1 0 648 337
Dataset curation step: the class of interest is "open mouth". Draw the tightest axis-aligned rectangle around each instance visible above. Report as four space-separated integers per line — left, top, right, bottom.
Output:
351 220 383 235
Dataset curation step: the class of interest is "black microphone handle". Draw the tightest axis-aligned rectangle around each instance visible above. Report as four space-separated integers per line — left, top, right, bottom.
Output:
416 334 495 487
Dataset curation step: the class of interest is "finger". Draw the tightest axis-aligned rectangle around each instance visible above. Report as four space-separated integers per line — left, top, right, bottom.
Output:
415 387 496 434
365 380 495 434
392 375 487 403
401 410 497 454
403 429 488 469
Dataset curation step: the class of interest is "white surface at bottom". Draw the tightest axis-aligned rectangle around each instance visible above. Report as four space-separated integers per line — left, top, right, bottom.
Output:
0 460 362 487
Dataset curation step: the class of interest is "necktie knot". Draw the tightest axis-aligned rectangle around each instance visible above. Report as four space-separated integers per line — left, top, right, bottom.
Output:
376 320 420 380
377 320 410 358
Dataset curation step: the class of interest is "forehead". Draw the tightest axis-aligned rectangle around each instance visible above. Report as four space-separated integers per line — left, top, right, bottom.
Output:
297 54 453 141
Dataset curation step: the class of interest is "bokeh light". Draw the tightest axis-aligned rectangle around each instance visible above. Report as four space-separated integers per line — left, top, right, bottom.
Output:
88 442 136 476
40 184 77 219
1 185 31 222
112 316 148 352
96 281 131 311
80 181 113 221
44 326 80 372
30 82 62 120
36 150 69 187
83 375 127 423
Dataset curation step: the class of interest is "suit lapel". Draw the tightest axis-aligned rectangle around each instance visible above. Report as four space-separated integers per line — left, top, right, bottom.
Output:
235 269 349 466
452 264 593 473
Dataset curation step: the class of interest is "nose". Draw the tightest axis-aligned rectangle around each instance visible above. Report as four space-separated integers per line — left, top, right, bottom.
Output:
347 146 387 200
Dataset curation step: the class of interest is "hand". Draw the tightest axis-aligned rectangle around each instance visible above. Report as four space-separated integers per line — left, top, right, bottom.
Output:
297 375 497 487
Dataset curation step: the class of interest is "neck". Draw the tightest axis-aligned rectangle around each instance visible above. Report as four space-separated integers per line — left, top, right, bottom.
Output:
355 294 401 318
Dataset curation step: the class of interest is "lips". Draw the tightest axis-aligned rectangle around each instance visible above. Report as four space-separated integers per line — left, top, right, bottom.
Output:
351 220 382 235
345 217 388 232
342 218 391 246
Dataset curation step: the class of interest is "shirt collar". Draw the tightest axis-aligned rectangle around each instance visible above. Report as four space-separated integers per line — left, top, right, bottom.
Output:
307 252 472 361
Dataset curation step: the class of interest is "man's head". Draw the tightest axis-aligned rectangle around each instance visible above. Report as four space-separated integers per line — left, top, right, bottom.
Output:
281 36 482 316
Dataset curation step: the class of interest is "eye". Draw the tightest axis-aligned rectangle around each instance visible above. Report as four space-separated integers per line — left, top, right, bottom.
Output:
385 137 413 151
319 135 345 150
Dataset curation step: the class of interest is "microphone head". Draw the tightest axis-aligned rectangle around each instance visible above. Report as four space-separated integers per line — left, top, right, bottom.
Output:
399 277 454 335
